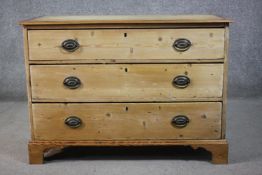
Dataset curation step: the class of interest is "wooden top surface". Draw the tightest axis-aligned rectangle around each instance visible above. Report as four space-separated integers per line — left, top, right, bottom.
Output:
20 15 231 25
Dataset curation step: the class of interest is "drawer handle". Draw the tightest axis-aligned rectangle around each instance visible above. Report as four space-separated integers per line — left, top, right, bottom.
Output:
61 39 79 52
172 75 190 88
63 76 81 89
171 115 189 128
173 38 191 52
65 116 82 128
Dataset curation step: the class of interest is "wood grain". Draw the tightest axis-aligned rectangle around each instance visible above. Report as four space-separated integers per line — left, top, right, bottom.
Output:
28 29 225 60
24 23 227 30
28 139 228 164
28 58 224 65
32 102 222 140
221 25 229 138
20 15 232 26
22 28 35 139
30 64 224 102
21 15 230 164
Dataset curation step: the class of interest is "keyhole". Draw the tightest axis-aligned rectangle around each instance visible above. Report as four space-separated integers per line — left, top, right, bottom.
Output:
124 33 127 37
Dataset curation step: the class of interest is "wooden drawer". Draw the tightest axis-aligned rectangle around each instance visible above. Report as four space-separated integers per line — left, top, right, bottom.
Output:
32 102 222 140
30 64 223 102
28 29 225 61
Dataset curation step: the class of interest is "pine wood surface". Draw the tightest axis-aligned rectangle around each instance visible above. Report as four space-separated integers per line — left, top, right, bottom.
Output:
20 15 232 25
30 64 223 102
28 139 228 164
221 25 229 138
28 29 225 61
21 15 230 164
32 102 222 140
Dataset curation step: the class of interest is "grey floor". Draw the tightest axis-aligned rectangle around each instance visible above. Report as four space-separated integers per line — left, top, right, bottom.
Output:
0 98 262 175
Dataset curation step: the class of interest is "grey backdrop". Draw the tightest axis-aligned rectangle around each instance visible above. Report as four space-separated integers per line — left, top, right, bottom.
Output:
0 0 261 100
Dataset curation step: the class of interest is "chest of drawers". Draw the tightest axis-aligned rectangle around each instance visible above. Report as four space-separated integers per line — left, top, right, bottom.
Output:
20 15 231 164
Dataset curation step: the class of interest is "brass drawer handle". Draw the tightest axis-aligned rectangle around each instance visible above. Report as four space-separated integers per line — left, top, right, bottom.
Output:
61 39 79 52
171 115 189 128
173 38 191 52
63 76 81 89
65 116 82 128
172 75 190 88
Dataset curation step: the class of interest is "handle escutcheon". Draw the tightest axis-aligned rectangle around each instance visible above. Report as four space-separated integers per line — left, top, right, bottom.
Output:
172 75 190 88
173 38 191 52
63 76 81 89
61 39 79 52
65 116 82 128
171 115 189 128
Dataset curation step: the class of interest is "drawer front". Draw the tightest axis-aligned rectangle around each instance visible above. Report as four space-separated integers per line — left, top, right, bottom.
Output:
32 102 222 140
30 64 223 102
28 29 225 61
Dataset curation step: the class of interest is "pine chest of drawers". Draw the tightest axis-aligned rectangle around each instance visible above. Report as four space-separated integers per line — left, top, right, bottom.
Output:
20 15 231 164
